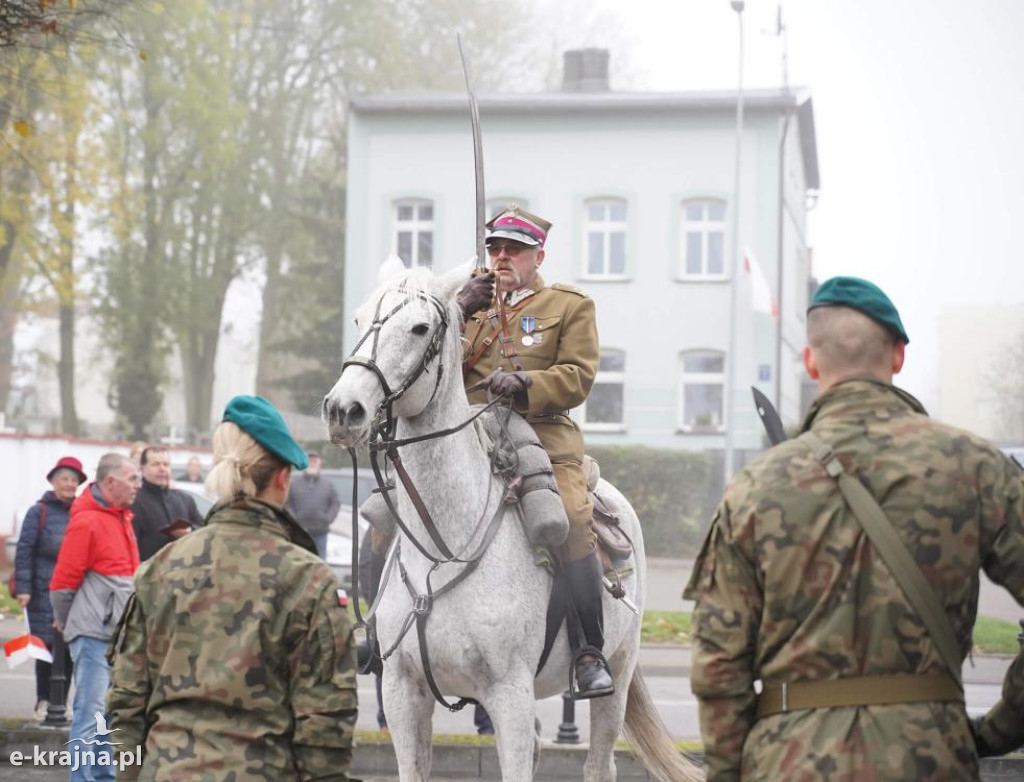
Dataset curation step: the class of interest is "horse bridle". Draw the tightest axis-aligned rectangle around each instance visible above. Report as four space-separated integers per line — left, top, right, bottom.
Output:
341 286 450 437
340 285 512 712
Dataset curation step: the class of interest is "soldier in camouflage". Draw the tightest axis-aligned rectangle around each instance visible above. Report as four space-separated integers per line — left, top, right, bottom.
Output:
107 396 358 781
685 276 1024 780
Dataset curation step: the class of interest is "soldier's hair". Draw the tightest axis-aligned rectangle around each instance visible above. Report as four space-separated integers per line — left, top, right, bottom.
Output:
807 306 895 377
96 453 131 484
206 421 288 501
139 445 168 467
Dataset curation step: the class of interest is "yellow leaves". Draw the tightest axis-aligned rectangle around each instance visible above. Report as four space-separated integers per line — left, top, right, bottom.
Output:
139 49 148 62
13 121 32 139
39 0 56 11
69 0 77 9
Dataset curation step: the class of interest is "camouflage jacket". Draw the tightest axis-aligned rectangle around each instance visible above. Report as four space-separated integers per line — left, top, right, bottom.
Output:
685 379 1024 781
107 497 357 781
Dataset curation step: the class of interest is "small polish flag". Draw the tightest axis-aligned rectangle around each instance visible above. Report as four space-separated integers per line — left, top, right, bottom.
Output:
4 618 53 669
336 588 349 608
743 248 779 318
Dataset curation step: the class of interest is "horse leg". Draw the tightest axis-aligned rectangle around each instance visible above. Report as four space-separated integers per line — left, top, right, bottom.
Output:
584 666 632 782
483 680 540 782
382 663 435 781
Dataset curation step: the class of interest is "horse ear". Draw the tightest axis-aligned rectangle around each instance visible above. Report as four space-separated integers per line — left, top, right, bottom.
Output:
435 258 476 302
376 255 406 286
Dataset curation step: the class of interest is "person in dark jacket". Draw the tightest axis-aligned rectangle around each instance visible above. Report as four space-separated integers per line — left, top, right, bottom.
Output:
284 451 339 558
14 456 85 719
131 445 204 561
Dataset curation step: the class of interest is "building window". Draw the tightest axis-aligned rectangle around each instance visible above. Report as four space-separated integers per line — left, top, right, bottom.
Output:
680 199 727 278
393 199 433 268
584 198 627 277
679 350 725 432
582 350 625 431
486 197 529 220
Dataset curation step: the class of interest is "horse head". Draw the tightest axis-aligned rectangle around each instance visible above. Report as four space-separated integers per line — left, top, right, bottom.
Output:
323 259 471 447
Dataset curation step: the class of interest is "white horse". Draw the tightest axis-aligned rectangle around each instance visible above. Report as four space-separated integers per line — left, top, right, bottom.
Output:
323 262 701 782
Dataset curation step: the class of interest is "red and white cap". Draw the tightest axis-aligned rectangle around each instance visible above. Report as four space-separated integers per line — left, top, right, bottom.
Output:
485 205 551 247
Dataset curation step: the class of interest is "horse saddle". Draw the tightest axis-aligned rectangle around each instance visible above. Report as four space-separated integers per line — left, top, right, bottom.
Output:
583 455 633 562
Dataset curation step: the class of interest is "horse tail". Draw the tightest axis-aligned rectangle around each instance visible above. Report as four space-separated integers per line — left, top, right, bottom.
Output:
624 667 704 781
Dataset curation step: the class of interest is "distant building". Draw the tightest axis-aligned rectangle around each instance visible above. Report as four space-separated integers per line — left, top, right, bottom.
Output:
938 304 1024 443
345 50 820 477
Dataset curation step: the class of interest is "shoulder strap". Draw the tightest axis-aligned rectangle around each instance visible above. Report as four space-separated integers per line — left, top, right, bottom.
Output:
799 431 964 688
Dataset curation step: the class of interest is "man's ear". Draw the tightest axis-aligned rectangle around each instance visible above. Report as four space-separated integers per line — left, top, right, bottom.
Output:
892 341 906 375
535 248 545 267
273 466 291 491
803 346 819 380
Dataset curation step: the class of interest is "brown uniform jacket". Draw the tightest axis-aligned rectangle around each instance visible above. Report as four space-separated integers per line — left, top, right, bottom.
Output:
463 273 598 464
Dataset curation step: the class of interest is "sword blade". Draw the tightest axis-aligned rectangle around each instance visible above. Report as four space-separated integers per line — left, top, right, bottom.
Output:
457 33 487 272
602 576 640 616
751 386 788 446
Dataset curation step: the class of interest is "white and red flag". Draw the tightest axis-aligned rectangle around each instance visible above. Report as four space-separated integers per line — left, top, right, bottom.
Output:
744 248 779 318
3 615 53 668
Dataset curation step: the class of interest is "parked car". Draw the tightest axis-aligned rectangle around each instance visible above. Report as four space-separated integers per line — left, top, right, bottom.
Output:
176 481 354 591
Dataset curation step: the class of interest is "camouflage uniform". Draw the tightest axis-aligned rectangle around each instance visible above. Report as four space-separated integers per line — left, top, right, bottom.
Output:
463 273 599 561
107 497 357 781
685 379 1024 781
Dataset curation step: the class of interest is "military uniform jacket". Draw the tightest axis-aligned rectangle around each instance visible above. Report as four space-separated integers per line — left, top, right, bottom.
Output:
463 273 598 463
685 379 1024 781
107 497 357 781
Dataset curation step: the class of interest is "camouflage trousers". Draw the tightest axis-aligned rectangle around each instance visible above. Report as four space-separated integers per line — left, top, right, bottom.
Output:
370 458 595 561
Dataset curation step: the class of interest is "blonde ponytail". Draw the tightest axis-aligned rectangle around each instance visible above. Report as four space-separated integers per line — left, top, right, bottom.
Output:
205 422 287 502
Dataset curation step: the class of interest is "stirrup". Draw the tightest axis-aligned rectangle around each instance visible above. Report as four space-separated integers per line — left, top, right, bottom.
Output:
569 645 615 700
358 626 383 677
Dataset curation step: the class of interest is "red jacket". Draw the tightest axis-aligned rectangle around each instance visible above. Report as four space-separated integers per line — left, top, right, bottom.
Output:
51 485 139 590
50 484 140 642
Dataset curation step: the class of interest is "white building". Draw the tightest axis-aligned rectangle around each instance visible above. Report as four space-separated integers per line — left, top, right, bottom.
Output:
344 51 820 473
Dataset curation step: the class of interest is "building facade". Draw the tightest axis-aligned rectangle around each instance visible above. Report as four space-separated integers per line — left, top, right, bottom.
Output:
345 60 819 470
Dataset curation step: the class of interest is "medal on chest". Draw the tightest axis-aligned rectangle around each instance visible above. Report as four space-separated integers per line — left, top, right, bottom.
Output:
521 315 538 346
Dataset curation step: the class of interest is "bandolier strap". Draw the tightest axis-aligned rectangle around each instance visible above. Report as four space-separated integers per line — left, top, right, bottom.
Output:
757 673 963 719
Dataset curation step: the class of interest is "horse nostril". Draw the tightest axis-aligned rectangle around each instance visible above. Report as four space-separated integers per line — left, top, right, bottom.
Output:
346 402 366 427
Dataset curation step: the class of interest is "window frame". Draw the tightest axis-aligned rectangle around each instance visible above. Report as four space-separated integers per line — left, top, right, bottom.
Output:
677 349 727 433
391 198 435 269
581 349 626 433
581 197 629 281
678 198 728 281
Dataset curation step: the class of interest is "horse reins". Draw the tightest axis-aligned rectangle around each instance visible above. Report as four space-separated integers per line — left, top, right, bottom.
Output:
340 286 518 711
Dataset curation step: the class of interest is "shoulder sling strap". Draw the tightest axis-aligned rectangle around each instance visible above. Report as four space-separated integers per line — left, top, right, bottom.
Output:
799 431 964 689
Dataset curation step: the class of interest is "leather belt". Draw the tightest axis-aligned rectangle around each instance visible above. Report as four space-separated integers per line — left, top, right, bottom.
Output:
756 673 963 719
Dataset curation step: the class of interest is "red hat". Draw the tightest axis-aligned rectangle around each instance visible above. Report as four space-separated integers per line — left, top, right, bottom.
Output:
47 456 87 484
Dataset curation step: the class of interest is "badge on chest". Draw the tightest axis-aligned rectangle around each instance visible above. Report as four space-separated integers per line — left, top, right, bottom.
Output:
521 316 542 346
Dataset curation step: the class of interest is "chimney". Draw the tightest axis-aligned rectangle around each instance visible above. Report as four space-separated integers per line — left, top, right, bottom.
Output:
562 49 610 93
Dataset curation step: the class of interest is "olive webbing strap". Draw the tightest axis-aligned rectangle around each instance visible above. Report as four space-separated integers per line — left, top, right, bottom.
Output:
799 431 964 689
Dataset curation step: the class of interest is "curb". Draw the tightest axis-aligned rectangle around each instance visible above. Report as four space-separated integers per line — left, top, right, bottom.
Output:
2 727 1022 780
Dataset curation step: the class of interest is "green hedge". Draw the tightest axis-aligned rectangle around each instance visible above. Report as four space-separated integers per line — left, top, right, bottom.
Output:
588 445 711 557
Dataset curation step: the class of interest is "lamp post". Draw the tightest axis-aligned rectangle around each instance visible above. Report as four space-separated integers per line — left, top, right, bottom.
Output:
723 0 746 480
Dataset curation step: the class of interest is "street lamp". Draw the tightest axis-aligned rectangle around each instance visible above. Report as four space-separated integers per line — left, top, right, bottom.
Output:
724 0 745 480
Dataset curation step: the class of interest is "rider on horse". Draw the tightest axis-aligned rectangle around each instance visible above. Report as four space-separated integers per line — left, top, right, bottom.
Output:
368 206 614 700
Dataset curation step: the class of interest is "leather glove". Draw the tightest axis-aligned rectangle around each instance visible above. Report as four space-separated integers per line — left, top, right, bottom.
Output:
456 272 495 321
969 716 998 758
487 369 532 398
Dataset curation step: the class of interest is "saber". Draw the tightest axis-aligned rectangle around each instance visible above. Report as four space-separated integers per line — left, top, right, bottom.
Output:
602 576 639 616
457 33 487 272
752 386 787 446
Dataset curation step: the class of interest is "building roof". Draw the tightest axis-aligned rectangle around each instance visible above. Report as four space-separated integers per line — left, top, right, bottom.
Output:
350 87 820 191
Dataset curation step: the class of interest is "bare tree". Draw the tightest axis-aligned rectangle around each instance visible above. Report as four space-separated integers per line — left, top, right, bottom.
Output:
986 324 1024 442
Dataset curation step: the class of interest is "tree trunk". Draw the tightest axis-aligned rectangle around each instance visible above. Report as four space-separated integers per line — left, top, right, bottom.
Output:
57 112 79 436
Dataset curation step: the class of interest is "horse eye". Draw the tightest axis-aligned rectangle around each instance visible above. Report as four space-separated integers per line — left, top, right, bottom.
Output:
411 323 430 336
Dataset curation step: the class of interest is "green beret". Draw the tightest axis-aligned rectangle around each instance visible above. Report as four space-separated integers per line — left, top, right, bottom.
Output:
222 395 309 470
808 276 909 344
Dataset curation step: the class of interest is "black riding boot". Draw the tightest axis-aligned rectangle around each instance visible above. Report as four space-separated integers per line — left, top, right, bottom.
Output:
565 551 615 699
358 550 387 676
